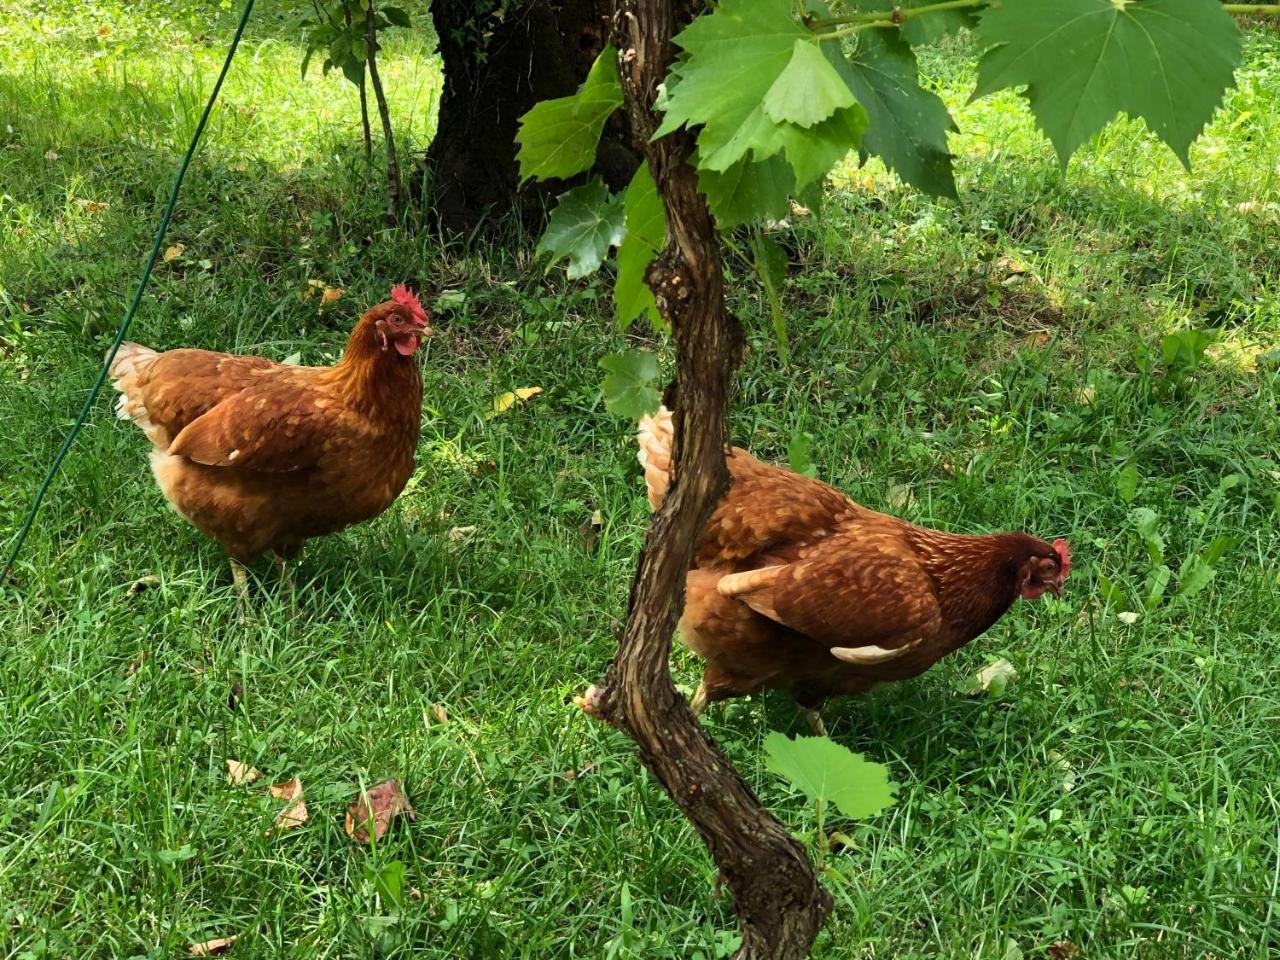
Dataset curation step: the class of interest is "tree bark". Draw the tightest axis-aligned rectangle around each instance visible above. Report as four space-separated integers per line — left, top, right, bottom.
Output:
423 0 638 232
365 1 401 225
576 2 833 957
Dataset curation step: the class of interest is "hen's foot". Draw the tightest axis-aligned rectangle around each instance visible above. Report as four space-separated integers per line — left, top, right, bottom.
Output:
800 707 827 737
229 559 250 623
689 680 709 718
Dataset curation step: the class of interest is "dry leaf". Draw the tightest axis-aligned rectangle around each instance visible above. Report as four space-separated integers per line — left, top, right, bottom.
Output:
269 778 308 831
486 386 543 419
321 286 343 305
446 525 476 546
1025 331 1051 349
96 25 111 37
345 779 416 843
126 652 146 677
78 199 108 214
163 244 185 262
974 658 1018 692
44 149 59 162
1118 611 1140 625
1047 940 1079 960
128 574 161 596
189 936 236 957
1074 385 1097 406
885 483 915 512
432 703 449 724
227 683 243 711
226 759 263 786
1235 200 1261 215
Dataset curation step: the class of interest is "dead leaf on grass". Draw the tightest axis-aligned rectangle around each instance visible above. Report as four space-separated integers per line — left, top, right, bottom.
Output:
269 778 308 831
226 759 263 786
321 286 343 305
486 386 542 419
77 199 108 214
344 779 416 843
126 652 146 677
885 483 915 512
128 574 160 596
163 243 185 262
431 703 449 724
1047 940 1079 960
188 936 237 956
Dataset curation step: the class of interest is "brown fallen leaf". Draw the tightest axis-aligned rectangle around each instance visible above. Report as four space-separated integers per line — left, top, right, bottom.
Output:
321 286 343 305
189 936 237 957
227 683 243 711
486 386 543 419
226 759 263 786
78 199 108 214
163 243 185 262
269 778 308 831
126 652 146 677
345 779 416 843
431 703 449 724
128 574 160 596
1046 940 1079 960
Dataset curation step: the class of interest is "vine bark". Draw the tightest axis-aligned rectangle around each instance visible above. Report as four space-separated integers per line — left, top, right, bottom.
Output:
577 1 832 956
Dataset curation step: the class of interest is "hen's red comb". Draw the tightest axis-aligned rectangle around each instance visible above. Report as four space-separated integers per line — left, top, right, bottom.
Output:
1053 538 1071 578
391 284 430 327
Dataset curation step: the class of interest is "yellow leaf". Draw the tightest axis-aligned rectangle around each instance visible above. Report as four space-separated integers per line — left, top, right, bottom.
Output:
269 779 308 832
225 759 262 786
163 244 185 263
189 936 237 957
321 286 343 305
485 386 543 419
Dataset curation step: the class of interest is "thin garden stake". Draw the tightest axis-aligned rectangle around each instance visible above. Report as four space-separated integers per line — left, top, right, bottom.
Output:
1 0 257 587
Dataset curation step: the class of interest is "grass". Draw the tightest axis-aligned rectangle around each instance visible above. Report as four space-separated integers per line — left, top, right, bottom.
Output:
2 2 1279 958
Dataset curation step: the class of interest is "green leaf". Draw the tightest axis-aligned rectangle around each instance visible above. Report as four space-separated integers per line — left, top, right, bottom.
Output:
764 733 897 821
536 182 626 280
599 350 661 420
973 0 1242 167
698 153 794 229
615 165 666 331
787 430 817 478
750 231 789 360
1200 534 1234 570
341 55 364 87
763 39 856 129
516 47 624 182
1131 507 1164 567
832 28 957 198
655 0 810 171
763 102 868 191
1116 463 1138 502
381 6 411 28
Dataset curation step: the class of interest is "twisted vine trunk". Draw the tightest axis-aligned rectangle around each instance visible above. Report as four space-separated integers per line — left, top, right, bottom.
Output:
578 2 832 956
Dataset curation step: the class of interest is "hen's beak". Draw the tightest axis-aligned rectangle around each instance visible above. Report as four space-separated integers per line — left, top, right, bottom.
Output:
1046 580 1063 598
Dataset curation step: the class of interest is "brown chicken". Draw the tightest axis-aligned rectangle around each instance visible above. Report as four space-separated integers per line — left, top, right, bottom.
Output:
638 406 1070 733
109 284 431 597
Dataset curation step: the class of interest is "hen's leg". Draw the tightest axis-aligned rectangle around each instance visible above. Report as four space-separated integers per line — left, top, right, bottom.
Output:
800 707 828 737
690 678 710 717
273 554 295 607
229 559 250 622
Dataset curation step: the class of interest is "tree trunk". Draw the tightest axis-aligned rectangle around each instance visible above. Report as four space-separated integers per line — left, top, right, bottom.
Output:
576 2 833 958
424 0 637 232
345 4 372 160
365 1 401 225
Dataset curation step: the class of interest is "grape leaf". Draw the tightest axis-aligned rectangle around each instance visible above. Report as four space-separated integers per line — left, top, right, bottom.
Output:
600 350 661 420
616 165 666 331
516 46 624 182
860 0 977 46
831 29 957 198
536 182 625 280
973 0 1242 168
653 0 809 171
762 102 868 191
698 153 794 229
763 39 856 129
764 733 897 821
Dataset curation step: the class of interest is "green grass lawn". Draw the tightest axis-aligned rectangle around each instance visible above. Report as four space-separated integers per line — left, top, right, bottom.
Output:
3 2 1279 958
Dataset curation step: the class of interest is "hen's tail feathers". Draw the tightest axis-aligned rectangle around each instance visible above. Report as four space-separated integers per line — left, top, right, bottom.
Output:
108 343 166 446
636 404 674 511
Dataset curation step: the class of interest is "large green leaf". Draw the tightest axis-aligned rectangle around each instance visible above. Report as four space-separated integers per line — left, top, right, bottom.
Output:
654 0 809 171
698 152 794 229
600 349 661 420
516 47 624 182
832 29 957 198
764 733 897 821
615 165 666 331
536 182 625 280
763 39 856 129
973 0 1242 167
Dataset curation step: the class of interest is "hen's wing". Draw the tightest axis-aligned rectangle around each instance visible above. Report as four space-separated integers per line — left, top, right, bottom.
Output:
698 447 860 568
113 347 283 447
716 527 941 665
168 379 357 473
